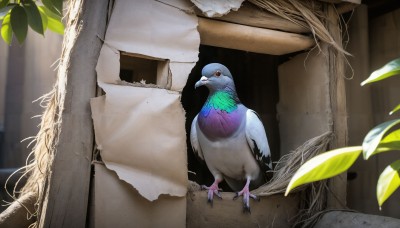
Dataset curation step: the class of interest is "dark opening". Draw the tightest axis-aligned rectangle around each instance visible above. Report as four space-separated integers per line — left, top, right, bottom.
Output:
182 45 290 190
119 54 158 84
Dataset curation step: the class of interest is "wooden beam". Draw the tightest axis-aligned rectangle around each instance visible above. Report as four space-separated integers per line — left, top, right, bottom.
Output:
187 191 299 227
198 18 315 55
325 4 348 209
0 192 36 227
196 2 310 34
38 0 109 227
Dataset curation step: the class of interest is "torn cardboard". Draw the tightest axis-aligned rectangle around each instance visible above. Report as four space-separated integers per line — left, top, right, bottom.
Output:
91 85 187 201
191 0 245 17
92 0 201 203
104 0 200 91
94 163 186 228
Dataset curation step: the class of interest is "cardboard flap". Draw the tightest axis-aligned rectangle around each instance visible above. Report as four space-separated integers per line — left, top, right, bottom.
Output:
91 85 187 201
191 0 245 17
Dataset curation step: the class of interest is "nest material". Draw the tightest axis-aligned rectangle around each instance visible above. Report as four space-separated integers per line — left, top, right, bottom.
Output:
254 131 333 227
254 131 332 196
249 0 350 56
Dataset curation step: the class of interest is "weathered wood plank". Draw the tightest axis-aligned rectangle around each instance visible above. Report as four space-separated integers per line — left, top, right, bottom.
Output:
198 18 315 55
325 4 348 209
0 192 36 227
345 5 378 216
38 0 109 227
187 191 299 227
369 7 400 218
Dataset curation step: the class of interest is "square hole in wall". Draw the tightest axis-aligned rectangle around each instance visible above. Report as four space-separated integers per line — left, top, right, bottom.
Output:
120 52 170 87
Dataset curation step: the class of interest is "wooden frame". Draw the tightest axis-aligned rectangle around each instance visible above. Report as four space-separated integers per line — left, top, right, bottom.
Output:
37 0 109 227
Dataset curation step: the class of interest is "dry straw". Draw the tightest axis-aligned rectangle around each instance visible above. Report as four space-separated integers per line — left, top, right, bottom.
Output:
249 0 350 56
254 132 333 227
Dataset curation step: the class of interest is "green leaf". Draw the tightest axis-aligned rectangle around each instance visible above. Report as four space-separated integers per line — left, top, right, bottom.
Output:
363 119 400 159
10 5 28 44
38 5 63 34
37 6 48 31
42 0 62 17
47 14 64 34
374 129 400 154
377 160 400 207
1 12 12 45
23 0 44 35
285 146 362 196
38 5 61 20
361 58 400 86
390 104 400 115
52 0 62 16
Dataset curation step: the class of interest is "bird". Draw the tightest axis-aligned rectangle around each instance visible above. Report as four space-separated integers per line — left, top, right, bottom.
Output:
190 63 272 212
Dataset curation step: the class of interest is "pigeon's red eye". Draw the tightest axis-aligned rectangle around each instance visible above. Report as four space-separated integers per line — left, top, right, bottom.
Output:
215 71 221 77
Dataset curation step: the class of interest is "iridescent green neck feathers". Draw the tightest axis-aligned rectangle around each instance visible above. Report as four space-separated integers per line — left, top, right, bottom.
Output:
203 91 238 113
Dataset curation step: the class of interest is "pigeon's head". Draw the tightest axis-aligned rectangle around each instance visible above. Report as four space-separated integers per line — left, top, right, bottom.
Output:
195 63 235 92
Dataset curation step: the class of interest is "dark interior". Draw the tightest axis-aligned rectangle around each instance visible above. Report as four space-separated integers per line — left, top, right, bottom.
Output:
181 45 291 190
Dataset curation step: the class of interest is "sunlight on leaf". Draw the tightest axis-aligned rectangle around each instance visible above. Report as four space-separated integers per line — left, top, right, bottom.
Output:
47 15 64 34
361 58 400 85
10 5 28 44
38 5 64 35
23 0 44 35
363 119 400 160
42 0 61 17
285 146 362 196
377 160 400 207
390 104 400 115
374 129 400 154
38 5 61 20
1 12 12 45
37 6 48 31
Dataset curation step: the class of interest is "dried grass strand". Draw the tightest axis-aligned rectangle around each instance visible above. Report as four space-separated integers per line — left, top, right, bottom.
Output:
252 131 333 227
253 131 333 196
248 0 350 56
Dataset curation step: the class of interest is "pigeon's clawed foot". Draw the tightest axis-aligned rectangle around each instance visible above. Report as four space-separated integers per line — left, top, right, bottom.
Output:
233 178 259 213
201 181 222 207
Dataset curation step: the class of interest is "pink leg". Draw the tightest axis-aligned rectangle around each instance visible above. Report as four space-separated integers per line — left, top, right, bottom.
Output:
233 177 259 213
201 178 222 206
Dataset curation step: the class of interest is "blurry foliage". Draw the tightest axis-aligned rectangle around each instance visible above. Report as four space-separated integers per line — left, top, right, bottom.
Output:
0 0 64 45
286 57 400 209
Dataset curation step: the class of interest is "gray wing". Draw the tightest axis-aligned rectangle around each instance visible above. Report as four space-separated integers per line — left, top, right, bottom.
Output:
245 109 272 170
190 115 204 160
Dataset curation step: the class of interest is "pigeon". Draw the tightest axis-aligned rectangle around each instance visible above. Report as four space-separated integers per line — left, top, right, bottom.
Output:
190 63 272 212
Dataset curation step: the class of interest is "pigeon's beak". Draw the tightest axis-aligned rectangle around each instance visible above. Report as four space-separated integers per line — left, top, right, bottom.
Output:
195 76 208 89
